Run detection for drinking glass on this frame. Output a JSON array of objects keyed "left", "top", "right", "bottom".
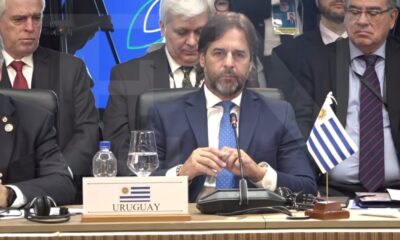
[{"left": 127, "top": 130, "right": 159, "bottom": 177}]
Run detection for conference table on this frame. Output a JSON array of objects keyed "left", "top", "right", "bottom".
[{"left": 1, "top": 204, "right": 400, "bottom": 240}]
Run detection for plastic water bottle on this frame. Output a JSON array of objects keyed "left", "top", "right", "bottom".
[{"left": 92, "top": 141, "right": 117, "bottom": 177}]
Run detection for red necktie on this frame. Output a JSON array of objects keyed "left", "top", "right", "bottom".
[{"left": 10, "top": 61, "right": 28, "bottom": 89}]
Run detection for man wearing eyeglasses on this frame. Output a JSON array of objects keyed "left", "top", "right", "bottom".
[{"left": 298, "top": 0, "right": 400, "bottom": 197}]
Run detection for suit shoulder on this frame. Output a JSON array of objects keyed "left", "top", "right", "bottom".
[
  {"left": 112, "top": 48, "right": 165, "bottom": 72},
  {"left": 37, "top": 47, "right": 85, "bottom": 65},
  {"left": 273, "top": 29, "right": 322, "bottom": 56},
  {"left": 6, "top": 97, "right": 53, "bottom": 129}
]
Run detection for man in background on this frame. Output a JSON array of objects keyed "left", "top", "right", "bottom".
[
  {"left": 104, "top": 0, "right": 211, "bottom": 175},
  {"left": 267, "top": 0, "right": 347, "bottom": 137},
  {"left": 299, "top": 0, "right": 400, "bottom": 196},
  {"left": 0, "top": 0, "right": 99, "bottom": 203}
]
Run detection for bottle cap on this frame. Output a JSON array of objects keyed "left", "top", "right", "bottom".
[{"left": 99, "top": 141, "right": 111, "bottom": 150}]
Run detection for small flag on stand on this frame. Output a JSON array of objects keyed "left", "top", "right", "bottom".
[{"left": 307, "top": 92, "right": 358, "bottom": 174}]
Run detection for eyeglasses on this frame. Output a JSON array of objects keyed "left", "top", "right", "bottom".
[
  {"left": 346, "top": 7, "right": 393, "bottom": 20},
  {"left": 214, "top": 0, "right": 230, "bottom": 12}
]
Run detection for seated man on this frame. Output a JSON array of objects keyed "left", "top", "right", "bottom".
[
  {"left": 104, "top": 0, "right": 210, "bottom": 173},
  {"left": 297, "top": 0, "right": 400, "bottom": 196},
  {"left": 148, "top": 13, "right": 317, "bottom": 202},
  {"left": 0, "top": 93, "right": 76, "bottom": 208},
  {"left": 0, "top": 0, "right": 99, "bottom": 203}
]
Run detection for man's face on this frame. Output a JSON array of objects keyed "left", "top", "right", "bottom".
[
  {"left": 0, "top": 0, "right": 43, "bottom": 59},
  {"left": 345, "top": 0, "right": 398, "bottom": 54},
  {"left": 316, "top": 0, "right": 345, "bottom": 23},
  {"left": 200, "top": 28, "right": 252, "bottom": 100},
  {"left": 160, "top": 11, "right": 208, "bottom": 66}
]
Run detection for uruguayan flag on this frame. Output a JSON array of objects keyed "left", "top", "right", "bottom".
[{"left": 307, "top": 92, "right": 358, "bottom": 174}]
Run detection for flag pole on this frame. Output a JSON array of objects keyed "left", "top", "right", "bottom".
[{"left": 326, "top": 173, "right": 329, "bottom": 202}]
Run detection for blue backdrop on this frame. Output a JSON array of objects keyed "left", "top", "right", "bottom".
[{"left": 75, "top": 0, "right": 162, "bottom": 108}]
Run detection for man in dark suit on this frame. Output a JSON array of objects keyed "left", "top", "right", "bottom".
[
  {"left": 103, "top": 0, "right": 210, "bottom": 174},
  {"left": 0, "top": 93, "right": 76, "bottom": 208},
  {"left": 0, "top": 0, "right": 99, "bottom": 202},
  {"left": 298, "top": 0, "right": 400, "bottom": 196},
  {"left": 267, "top": 0, "right": 347, "bottom": 131},
  {"left": 149, "top": 13, "right": 316, "bottom": 202}
]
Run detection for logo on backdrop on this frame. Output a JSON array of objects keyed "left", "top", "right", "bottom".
[{"left": 127, "top": 0, "right": 163, "bottom": 50}]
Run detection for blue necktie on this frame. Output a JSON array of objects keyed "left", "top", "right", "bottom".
[
  {"left": 216, "top": 101, "right": 237, "bottom": 189},
  {"left": 359, "top": 55, "right": 384, "bottom": 192}
]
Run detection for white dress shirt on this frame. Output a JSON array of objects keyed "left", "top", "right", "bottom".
[
  {"left": 165, "top": 48, "right": 197, "bottom": 88},
  {"left": 319, "top": 22, "right": 348, "bottom": 45},
  {"left": 2, "top": 50, "right": 34, "bottom": 89}
]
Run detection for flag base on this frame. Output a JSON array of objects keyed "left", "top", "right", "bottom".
[{"left": 305, "top": 201, "right": 349, "bottom": 220}]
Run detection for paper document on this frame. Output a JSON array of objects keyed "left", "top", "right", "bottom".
[
  {"left": 0, "top": 209, "right": 24, "bottom": 220},
  {"left": 387, "top": 189, "right": 400, "bottom": 201}
]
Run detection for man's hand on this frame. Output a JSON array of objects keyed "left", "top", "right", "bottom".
[
  {"left": 0, "top": 184, "right": 9, "bottom": 208},
  {"left": 0, "top": 173, "right": 7, "bottom": 208},
  {"left": 179, "top": 147, "right": 226, "bottom": 180},
  {"left": 220, "top": 147, "right": 267, "bottom": 182}
]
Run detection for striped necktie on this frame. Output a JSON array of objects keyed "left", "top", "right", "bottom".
[{"left": 359, "top": 54, "right": 384, "bottom": 192}]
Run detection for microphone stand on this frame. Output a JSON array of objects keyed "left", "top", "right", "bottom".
[
  {"left": 92, "top": 0, "right": 120, "bottom": 64},
  {"left": 196, "top": 114, "right": 287, "bottom": 215},
  {"left": 230, "top": 113, "right": 248, "bottom": 206},
  {"left": 43, "top": 0, "right": 120, "bottom": 64}
]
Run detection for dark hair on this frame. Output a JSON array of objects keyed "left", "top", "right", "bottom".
[{"left": 198, "top": 12, "right": 259, "bottom": 64}]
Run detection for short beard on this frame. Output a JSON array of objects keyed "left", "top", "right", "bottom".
[
  {"left": 212, "top": 78, "right": 242, "bottom": 98},
  {"left": 206, "top": 69, "right": 245, "bottom": 98},
  {"left": 318, "top": 2, "right": 345, "bottom": 24}
]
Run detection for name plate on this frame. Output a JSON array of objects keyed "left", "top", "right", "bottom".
[{"left": 82, "top": 176, "right": 189, "bottom": 221}]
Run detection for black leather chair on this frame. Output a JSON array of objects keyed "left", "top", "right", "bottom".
[
  {"left": 0, "top": 88, "right": 59, "bottom": 139},
  {"left": 135, "top": 88, "right": 283, "bottom": 130}
]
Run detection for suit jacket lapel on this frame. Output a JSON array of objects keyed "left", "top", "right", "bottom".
[
  {"left": 238, "top": 89, "right": 260, "bottom": 152},
  {"left": 306, "top": 28, "right": 324, "bottom": 47},
  {"left": 334, "top": 38, "right": 350, "bottom": 127},
  {"left": 184, "top": 89, "right": 208, "bottom": 147},
  {"left": 0, "top": 62, "right": 12, "bottom": 88},
  {"left": 149, "top": 47, "right": 170, "bottom": 89},
  {"left": 385, "top": 37, "right": 400, "bottom": 152},
  {"left": 32, "top": 47, "right": 54, "bottom": 89},
  {"left": 0, "top": 95, "right": 16, "bottom": 178}
]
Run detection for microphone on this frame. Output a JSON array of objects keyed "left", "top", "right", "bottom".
[
  {"left": 196, "top": 113, "right": 287, "bottom": 215},
  {"left": 230, "top": 113, "right": 248, "bottom": 206}
]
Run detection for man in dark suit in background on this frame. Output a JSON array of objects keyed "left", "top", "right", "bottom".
[
  {"left": 0, "top": 93, "right": 76, "bottom": 208},
  {"left": 0, "top": 0, "right": 99, "bottom": 202},
  {"left": 268, "top": 0, "right": 347, "bottom": 133},
  {"left": 103, "top": 0, "right": 210, "bottom": 174},
  {"left": 272, "top": 0, "right": 347, "bottom": 81},
  {"left": 149, "top": 13, "right": 316, "bottom": 202},
  {"left": 298, "top": 0, "right": 400, "bottom": 196}
]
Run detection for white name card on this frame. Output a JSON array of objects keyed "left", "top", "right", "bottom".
[{"left": 82, "top": 176, "right": 188, "bottom": 216}]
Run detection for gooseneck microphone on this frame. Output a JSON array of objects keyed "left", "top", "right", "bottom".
[
  {"left": 196, "top": 114, "right": 287, "bottom": 215},
  {"left": 230, "top": 113, "right": 248, "bottom": 206}
]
